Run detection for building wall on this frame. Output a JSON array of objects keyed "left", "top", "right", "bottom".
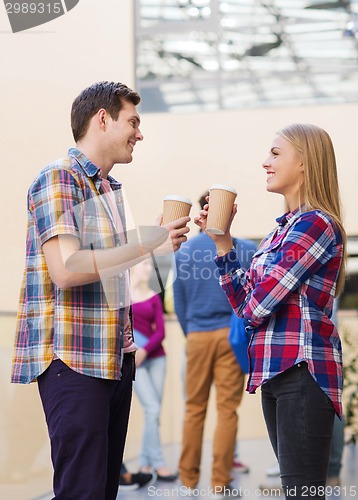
[
  {"left": 1, "top": 1, "right": 358, "bottom": 494},
  {"left": 0, "top": 0, "right": 136, "bottom": 312},
  {"left": 1, "top": 1, "right": 357, "bottom": 312}
]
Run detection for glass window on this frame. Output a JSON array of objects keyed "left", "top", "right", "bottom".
[{"left": 135, "top": 0, "right": 358, "bottom": 113}]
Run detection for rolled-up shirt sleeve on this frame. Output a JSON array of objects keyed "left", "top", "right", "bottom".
[{"left": 29, "top": 167, "right": 83, "bottom": 246}]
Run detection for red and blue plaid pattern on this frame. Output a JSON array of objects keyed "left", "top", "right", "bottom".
[
  {"left": 216, "top": 209, "right": 344, "bottom": 416},
  {"left": 12, "top": 148, "right": 130, "bottom": 384}
]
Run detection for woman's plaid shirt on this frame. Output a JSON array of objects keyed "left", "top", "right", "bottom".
[
  {"left": 12, "top": 148, "right": 130, "bottom": 384},
  {"left": 216, "top": 209, "right": 344, "bottom": 416}
]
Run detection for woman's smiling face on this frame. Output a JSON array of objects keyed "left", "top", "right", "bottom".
[{"left": 262, "top": 134, "right": 304, "bottom": 209}]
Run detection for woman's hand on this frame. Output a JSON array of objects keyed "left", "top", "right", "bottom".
[
  {"left": 193, "top": 201, "right": 209, "bottom": 233},
  {"left": 135, "top": 348, "right": 148, "bottom": 367},
  {"left": 194, "top": 197, "right": 237, "bottom": 256}
]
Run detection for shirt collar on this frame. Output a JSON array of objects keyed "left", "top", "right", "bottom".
[
  {"left": 68, "top": 148, "right": 121, "bottom": 188},
  {"left": 276, "top": 206, "right": 302, "bottom": 226}
]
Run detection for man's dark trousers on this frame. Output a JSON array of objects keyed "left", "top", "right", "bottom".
[{"left": 38, "top": 354, "right": 134, "bottom": 500}]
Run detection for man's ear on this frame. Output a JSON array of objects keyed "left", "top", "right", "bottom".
[{"left": 97, "top": 108, "right": 107, "bottom": 130}]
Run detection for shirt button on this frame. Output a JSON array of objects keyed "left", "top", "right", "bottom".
[
  {"left": 119, "top": 302, "right": 124, "bottom": 307},
  {"left": 119, "top": 273, "right": 123, "bottom": 278},
  {"left": 297, "top": 363, "right": 301, "bottom": 368}
]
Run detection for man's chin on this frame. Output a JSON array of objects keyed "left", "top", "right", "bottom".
[{"left": 114, "top": 155, "right": 133, "bottom": 165}]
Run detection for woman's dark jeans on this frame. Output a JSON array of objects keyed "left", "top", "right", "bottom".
[{"left": 261, "top": 362, "right": 335, "bottom": 500}]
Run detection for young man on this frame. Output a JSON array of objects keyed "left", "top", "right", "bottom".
[{"left": 11, "top": 81, "right": 190, "bottom": 500}]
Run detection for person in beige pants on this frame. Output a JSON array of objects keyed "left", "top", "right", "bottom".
[
  {"left": 173, "top": 192, "right": 256, "bottom": 495},
  {"left": 180, "top": 328, "right": 245, "bottom": 489}
]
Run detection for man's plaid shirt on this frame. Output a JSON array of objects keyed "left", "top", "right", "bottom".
[{"left": 12, "top": 148, "right": 130, "bottom": 384}]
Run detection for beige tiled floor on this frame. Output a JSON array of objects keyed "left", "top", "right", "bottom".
[
  {"left": 28, "top": 438, "right": 358, "bottom": 499},
  {"left": 120, "top": 440, "right": 358, "bottom": 499}
]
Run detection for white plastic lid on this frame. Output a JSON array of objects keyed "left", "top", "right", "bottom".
[
  {"left": 209, "top": 184, "right": 237, "bottom": 195},
  {"left": 164, "top": 195, "right": 193, "bottom": 205}
]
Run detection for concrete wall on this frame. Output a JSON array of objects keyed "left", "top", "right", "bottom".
[
  {"left": 1, "top": 1, "right": 358, "bottom": 496},
  {"left": 1, "top": 1, "right": 358, "bottom": 312},
  {"left": 0, "top": 0, "right": 136, "bottom": 312}
]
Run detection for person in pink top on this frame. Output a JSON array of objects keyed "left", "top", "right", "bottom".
[{"left": 131, "top": 259, "right": 178, "bottom": 482}]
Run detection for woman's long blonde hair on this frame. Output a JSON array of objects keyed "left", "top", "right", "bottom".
[{"left": 278, "top": 123, "right": 346, "bottom": 296}]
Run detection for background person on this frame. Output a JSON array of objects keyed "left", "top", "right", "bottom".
[
  {"left": 196, "top": 123, "right": 346, "bottom": 499},
  {"left": 119, "top": 463, "right": 157, "bottom": 491},
  {"left": 131, "top": 258, "right": 177, "bottom": 481},
  {"left": 326, "top": 299, "right": 345, "bottom": 487},
  {"left": 174, "top": 191, "right": 256, "bottom": 496}
]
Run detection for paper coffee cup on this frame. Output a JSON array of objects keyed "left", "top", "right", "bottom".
[
  {"left": 162, "top": 195, "right": 192, "bottom": 225},
  {"left": 206, "top": 184, "right": 237, "bottom": 235}
]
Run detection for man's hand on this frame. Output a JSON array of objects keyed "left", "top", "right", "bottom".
[
  {"left": 155, "top": 215, "right": 191, "bottom": 254},
  {"left": 165, "top": 216, "right": 191, "bottom": 251}
]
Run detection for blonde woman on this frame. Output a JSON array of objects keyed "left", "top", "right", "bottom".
[{"left": 196, "top": 124, "right": 346, "bottom": 499}]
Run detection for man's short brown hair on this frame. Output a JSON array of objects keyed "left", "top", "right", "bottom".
[{"left": 71, "top": 81, "right": 141, "bottom": 142}]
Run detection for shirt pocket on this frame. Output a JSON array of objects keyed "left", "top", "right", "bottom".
[
  {"left": 81, "top": 213, "right": 118, "bottom": 250},
  {"left": 252, "top": 238, "right": 283, "bottom": 282},
  {"left": 254, "top": 234, "right": 283, "bottom": 259}
]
